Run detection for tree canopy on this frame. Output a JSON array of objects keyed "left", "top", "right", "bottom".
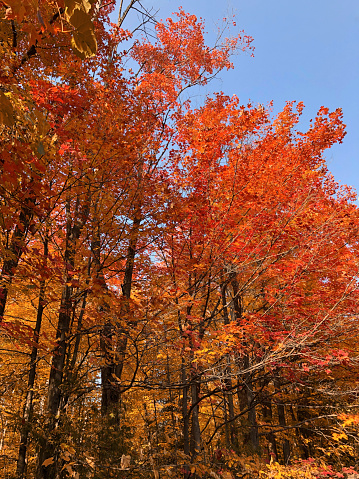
[{"left": 0, "top": 2, "right": 359, "bottom": 478}]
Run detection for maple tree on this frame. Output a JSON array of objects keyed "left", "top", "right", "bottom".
[{"left": 0, "top": 1, "right": 359, "bottom": 479}]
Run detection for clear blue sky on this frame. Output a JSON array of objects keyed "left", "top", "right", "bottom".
[{"left": 121, "top": 0, "right": 359, "bottom": 193}]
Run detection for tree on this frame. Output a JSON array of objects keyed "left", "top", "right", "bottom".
[{"left": 0, "top": 2, "right": 359, "bottom": 479}]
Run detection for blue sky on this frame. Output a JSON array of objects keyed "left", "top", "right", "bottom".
[{"left": 121, "top": 0, "right": 359, "bottom": 193}]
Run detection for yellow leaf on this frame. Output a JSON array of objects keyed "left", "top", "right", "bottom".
[
  {"left": 42, "top": 457, "right": 54, "bottom": 467},
  {"left": 68, "top": 7, "right": 92, "bottom": 31},
  {"left": 69, "top": 7, "right": 97, "bottom": 58},
  {"left": 0, "top": 91, "right": 15, "bottom": 127},
  {"left": 332, "top": 432, "right": 348, "bottom": 441},
  {"left": 64, "top": 0, "right": 93, "bottom": 19},
  {"left": 65, "top": 6, "right": 97, "bottom": 58},
  {"left": 62, "top": 450, "right": 71, "bottom": 462}
]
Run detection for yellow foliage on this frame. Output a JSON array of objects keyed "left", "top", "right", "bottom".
[
  {"left": 332, "top": 432, "right": 348, "bottom": 441},
  {"left": 260, "top": 462, "right": 317, "bottom": 479}
]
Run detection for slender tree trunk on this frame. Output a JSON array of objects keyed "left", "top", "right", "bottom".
[
  {"left": 100, "top": 214, "right": 141, "bottom": 416},
  {"left": 0, "top": 194, "right": 34, "bottom": 321},
  {"left": 166, "top": 352, "right": 176, "bottom": 433},
  {"left": 91, "top": 220, "right": 116, "bottom": 418},
  {"left": 181, "top": 359, "right": 190, "bottom": 457},
  {"left": 190, "top": 378, "right": 201, "bottom": 457},
  {"left": 92, "top": 218, "right": 122, "bottom": 471},
  {"left": 36, "top": 290, "right": 73, "bottom": 478},
  {"left": 230, "top": 273, "right": 259, "bottom": 452},
  {"left": 245, "top": 372, "right": 259, "bottom": 452},
  {"left": 262, "top": 392, "right": 278, "bottom": 463},
  {"left": 61, "top": 285, "right": 89, "bottom": 411},
  {"left": 225, "top": 367, "right": 238, "bottom": 448},
  {"left": 98, "top": 210, "right": 141, "bottom": 473},
  {"left": 181, "top": 359, "right": 191, "bottom": 479},
  {"left": 37, "top": 196, "right": 89, "bottom": 479},
  {"left": 237, "top": 372, "right": 259, "bottom": 452},
  {"left": 274, "top": 380, "right": 290, "bottom": 464},
  {"left": 224, "top": 393, "right": 230, "bottom": 448},
  {"left": 296, "top": 402, "right": 313, "bottom": 459},
  {"left": 0, "top": 420, "right": 7, "bottom": 452},
  {"left": 221, "top": 282, "right": 238, "bottom": 450},
  {"left": 188, "top": 286, "right": 202, "bottom": 461},
  {"left": 16, "top": 237, "right": 48, "bottom": 479}
]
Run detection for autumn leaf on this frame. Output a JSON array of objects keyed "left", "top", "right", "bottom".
[
  {"left": 66, "top": 3, "right": 97, "bottom": 58},
  {"left": 42, "top": 457, "right": 54, "bottom": 467},
  {"left": 0, "top": 91, "right": 15, "bottom": 126}
]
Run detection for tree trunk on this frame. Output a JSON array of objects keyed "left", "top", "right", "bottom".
[
  {"left": 16, "top": 237, "right": 48, "bottom": 479},
  {"left": 296, "top": 402, "right": 313, "bottom": 459},
  {"left": 181, "top": 359, "right": 190, "bottom": 479},
  {"left": 262, "top": 393, "right": 278, "bottom": 464},
  {"left": 0, "top": 194, "right": 34, "bottom": 321},
  {"left": 275, "top": 380, "right": 290, "bottom": 464},
  {"left": 245, "top": 371, "right": 259, "bottom": 452},
  {"left": 36, "top": 196, "right": 89, "bottom": 479},
  {"left": 100, "top": 214, "right": 141, "bottom": 416},
  {"left": 190, "top": 379, "right": 201, "bottom": 457},
  {"left": 229, "top": 272, "right": 259, "bottom": 453},
  {"left": 221, "top": 282, "right": 238, "bottom": 450},
  {"left": 98, "top": 211, "right": 141, "bottom": 473},
  {"left": 181, "top": 360, "right": 190, "bottom": 456}
]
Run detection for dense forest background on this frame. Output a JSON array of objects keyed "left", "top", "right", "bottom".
[{"left": 0, "top": 1, "right": 359, "bottom": 478}]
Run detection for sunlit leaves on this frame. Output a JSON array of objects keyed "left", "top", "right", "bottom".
[
  {"left": 0, "top": 90, "right": 15, "bottom": 126},
  {"left": 64, "top": 0, "right": 97, "bottom": 58},
  {"left": 0, "top": 4, "right": 358, "bottom": 479}
]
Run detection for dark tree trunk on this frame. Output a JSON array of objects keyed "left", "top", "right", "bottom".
[
  {"left": 221, "top": 282, "right": 238, "bottom": 450},
  {"left": 98, "top": 212, "right": 141, "bottom": 473},
  {"left": 229, "top": 272, "right": 259, "bottom": 452},
  {"left": 296, "top": 402, "right": 313, "bottom": 459},
  {"left": 100, "top": 214, "right": 141, "bottom": 416},
  {"left": 275, "top": 380, "right": 290, "bottom": 464},
  {"left": 245, "top": 371, "right": 259, "bottom": 452},
  {"left": 181, "top": 360, "right": 190, "bottom": 457},
  {"left": 36, "top": 197, "right": 89, "bottom": 479},
  {"left": 16, "top": 237, "right": 48, "bottom": 478},
  {"left": 181, "top": 359, "right": 191, "bottom": 479},
  {"left": 0, "top": 194, "right": 35, "bottom": 321},
  {"left": 262, "top": 393, "right": 278, "bottom": 463},
  {"left": 190, "top": 378, "right": 201, "bottom": 457}
]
